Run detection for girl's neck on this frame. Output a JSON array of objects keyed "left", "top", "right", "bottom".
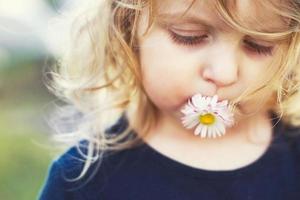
[
  {"left": 139, "top": 110, "right": 274, "bottom": 171},
  {"left": 142, "top": 109, "right": 273, "bottom": 150}
]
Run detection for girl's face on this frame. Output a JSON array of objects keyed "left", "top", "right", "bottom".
[{"left": 137, "top": 0, "right": 286, "bottom": 120}]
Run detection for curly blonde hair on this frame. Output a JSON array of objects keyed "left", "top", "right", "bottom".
[{"left": 44, "top": 0, "right": 300, "bottom": 180}]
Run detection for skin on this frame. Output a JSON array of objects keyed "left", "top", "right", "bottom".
[{"left": 135, "top": 0, "right": 287, "bottom": 170}]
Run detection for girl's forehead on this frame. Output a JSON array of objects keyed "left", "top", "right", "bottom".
[{"left": 155, "top": 0, "right": 288, "bottom": 33}]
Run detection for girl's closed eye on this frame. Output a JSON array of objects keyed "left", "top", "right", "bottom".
[
  {"left": 167, "top": 29, "right": 274, "bottom": 56},
  {"left": 167, "top": 28, "right": 209, "bottom": 46},
  {"left": 243, "top": 39, "right": 274, "bottom": 56}
]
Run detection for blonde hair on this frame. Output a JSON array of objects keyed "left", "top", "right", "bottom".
[{"left": 44, "top": 0, "right": 300, "bottom": 180}]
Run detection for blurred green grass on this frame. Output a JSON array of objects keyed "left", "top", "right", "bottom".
[
  {"left": 0, "top": 121, "right": 51, "bottom": 199},
  {"left": 0, "top": 56, "right": 62, "bottom": 200},
  {"left": 0, "top": 1, "right": 71, "bottom": 199}
]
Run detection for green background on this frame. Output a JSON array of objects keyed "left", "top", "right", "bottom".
[
  {"left": 0, "top": 1, "right": 67, "bottom": 199},
  {"left": 0, "top": 55, "right": 63, "bottom": 200}
]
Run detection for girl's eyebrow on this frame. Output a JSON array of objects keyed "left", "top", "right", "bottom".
[
  {"left": 157, "top": 12, "right": 290, "bottom": 42},
  {"left": 157, "top": 12, "right": 230, "bottom": 32}
]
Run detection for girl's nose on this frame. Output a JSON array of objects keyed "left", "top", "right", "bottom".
[{"left": 201, "top": 42, "right": 239, "bottom": 87}]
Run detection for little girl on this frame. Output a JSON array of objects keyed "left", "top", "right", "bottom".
[{"left": 39, "top": 0, "right": 300, "bottom": 199}]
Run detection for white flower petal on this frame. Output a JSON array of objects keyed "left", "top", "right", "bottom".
[
  {"left": 214, "top": 121, "right": 223, "bottom": 137},
  {"left": 218, "top": 100, "right": 228, "bottom": 106},
  {"left": 191, "top": 94, "right": 204, "bottom": 107},
  {"left": 200, "top": 126, "right": 208, "bottom": 138},
  {"left": 181, "top": 104, "right": 197, "bottom": 115},
  {"left": 185, "top": 118, "right": 199, "bottom": 129},
  {"left": 182, "top": 112, "right": 199, "bottom": 123},
  {"left": 216, "top": 124, "right": 223, "bottom": 137},
  {"left": 194, "top": 124, "right": 203, "bottom": 135},
  {"left": 211, "top": 95, "right": 218, "bottom": 106},
  {"left": 218, "top": 122, "right": 226, "bottom": 135},
  {"left": 207, "top": 127, "right": 213, "bottom": 138}
]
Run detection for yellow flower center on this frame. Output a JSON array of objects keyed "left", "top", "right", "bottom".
[{"left": 199, "top": 113, "right": 215, "bottom": 125}]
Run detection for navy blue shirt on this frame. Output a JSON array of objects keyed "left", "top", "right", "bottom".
[{"left": 39, "top": 113, "right": 300, "bottom": 199}]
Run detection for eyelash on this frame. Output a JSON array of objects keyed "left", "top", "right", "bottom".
[
  {"left": 169, "top": 31, "right": 208, "bottom": 46},
  {"left": 243, "top": 40, "right": 273, "bottom": 56},
  {"left": 168, "top": 31, "right": 274, "bottom": 56}
]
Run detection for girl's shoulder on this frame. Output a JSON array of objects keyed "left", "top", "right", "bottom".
[
  {"left": 280, "top": 123, "right": 300, "bottom": 153},
  {"left": 38, "top": 139, "right": 144, "bottom": 200},
  {"left": 38, "top": 115, "right": 141, "bottom": 200},
  {"left": 38, "top": 141, "right": 101, "bottom": 200}
]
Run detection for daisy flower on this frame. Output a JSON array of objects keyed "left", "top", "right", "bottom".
[{"left": 180, "top": 94, "right": 235, "bottom": 138}]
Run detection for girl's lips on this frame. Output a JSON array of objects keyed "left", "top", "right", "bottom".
[{"left": 187, "top": 94, "right": 229, "bottom": 102}]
